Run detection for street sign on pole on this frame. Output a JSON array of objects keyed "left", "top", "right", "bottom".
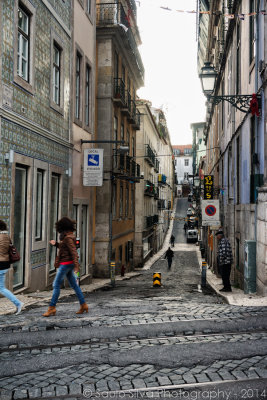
[
  {"left": 83, "top": 149, "right": 104, "bottom": 186},
  {"left": 201, "top": 199, "right": 220, "bottom": 226}
]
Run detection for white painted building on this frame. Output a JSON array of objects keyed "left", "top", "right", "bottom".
[{"left": 173, "top": 145, "right": 193, "bottom": 196}]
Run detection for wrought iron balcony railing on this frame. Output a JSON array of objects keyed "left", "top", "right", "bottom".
[
  {"left": 114, "top": 78, "right": 126, "bottom": 106},
  {"left": 145, "top": 144, "right": 156, "bottom": 166},
  {"left": 96, "top": 2, "right": 144, "bottom": 80},
  {"left": 146, "top": 214, "right": 158, "bottom": 228}
]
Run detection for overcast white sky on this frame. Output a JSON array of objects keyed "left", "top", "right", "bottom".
[{"left": 136, "top": 0, "right": 206, "bottom": 145}]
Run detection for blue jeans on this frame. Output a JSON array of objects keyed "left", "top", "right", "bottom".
[
  {"left": 50, "top": 264, "right": 85, "bottom": 307},
  {"left": 0, "top": 269, "right": 21, "bottom": 307}
]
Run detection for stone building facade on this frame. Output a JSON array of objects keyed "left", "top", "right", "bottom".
[
  {"left": 94, "top": 0, "right": 144, "bottom": 276},
  {"left": 134, "top": 100, "right": 174, "bottom": 267},
  {"left": 0, "top": 0, "right": 72, "bottom": 292},
  {"left": 71, "top": 0, "right": 96, "bottom": 284},
  {"left": 173, "top": 145, "right": 193, "bottom": 197},
  {"left": 197, "top": 0, "right": 266, "bottom": 294}
]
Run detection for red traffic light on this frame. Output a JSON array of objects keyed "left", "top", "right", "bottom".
[{"left": 76, "top": 238, "right": 80, "bottom": 249}]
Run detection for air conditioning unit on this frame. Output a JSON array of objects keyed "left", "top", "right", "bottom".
[{"left": 244, "top": 240, "right": 256, "bottom": 294}]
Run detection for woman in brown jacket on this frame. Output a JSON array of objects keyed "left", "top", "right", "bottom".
[
  {"left": 0, "top": 220, "right": 24, "bottom": 314},
  {"left": 43, "top": 217, "right": 88, "bottom": 317}
]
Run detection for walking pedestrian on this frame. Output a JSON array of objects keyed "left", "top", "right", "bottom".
[
  {"left": 0, "top": 220, "right": 24, "bottom": 314},
  {"left": 216, "top": 229, "right": 233, "bottom": 292},
  {"left": 164, "top": 247, "right": 174, "bottom": 270},
  {"left": 170, "top": 234, "right": 175, "bottom": 247},
  {"left": 43, "top": 217, "right": 88, "bottom": 317},
  {"left": 184, "top": 222, "right": 187, "bottom": 233}
]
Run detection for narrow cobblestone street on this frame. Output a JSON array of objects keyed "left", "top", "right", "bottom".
[{"left": 0, "top": 200, "right": 267, "bottom": 400}]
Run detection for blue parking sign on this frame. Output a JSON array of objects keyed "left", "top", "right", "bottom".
[{"left": 88, "top": 154, "right": 99, "bottom": 166}]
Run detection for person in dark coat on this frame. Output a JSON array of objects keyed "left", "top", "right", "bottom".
[
  {"left": 164, "top": 247, "right": 174, "bottom": 270},
  {"left": 170, "top": 234, "right": 175, "bottom": 247},
  {"left": 216, "top": 229, "right": 233, "bottom": 292}
]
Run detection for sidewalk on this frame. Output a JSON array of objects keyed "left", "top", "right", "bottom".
[
  {"left": 1, "top": 201, "right": 266, "bottom": 315},
  {"left": 195, "top": 244, "right": 267, "bottom": 307}
]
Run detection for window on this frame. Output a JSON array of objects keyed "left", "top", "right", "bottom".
[
  {"left": 85, "top": 64, "right": 91, "bottom": 126},
  {"left": 75, "top": 52, "right": 82, "bottom": 119},
  {"left": 80, "top": 205, "right": 88, "bottom": 276},
  {"left": 119, "top": 184, "right": 123, "bottom": 217},
  {"left": 53, "top": 43, "right": 61, "bottom": 105},
  {"left": 114, "top": 51, "right": 119, "bottom": 79},
  {"left": 184, "top": 159, "right": 189, "bottom": 166},
  {"left": 114, "top": 117, "right": 118, "bottom": 168},
  {"left": 35, "top": 169, "right": 44, "bottom": 241},
  {"left": 125, "top": 184, "right": 129, "bottom": 217},
  {"left": 131, "top": 186, "right": 134, "bottom": 216},
  {"left": 86, "top": 0, "right": 91, "bottom": 14},
  {"left": 184, "top": 148, "right": 191, "bottom": 155},
  {"left": 112, "top": 182, "right": 116, "bottom": 218},
  {"left": 14, "top": 165, "right": 28, "bottom": 288},
  {"left": 237, "top": 137, "right": 240, "bottom": 204},
  {"left": 17, "top": 6, "right": 29, "bottom": 81},
  {"left": 121, "top": 122, "right": 124, "bottom": 142},
  {"left": 236, "top": 22, "right": 241, "bottom": 93},
  {"left": 49, "top": 174, "right": 60, "bottom": 272},
  {"left": 184, "top": 172, "right": 188, "bottom": 180},
  {"left": 119, "top": 245, "right": 123, "bottom": 263},
  {"left": 249, "top": 0, "right": 256, "bottom": 64}
]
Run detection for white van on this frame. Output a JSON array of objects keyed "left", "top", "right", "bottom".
[{"left": 186, "top": 229, "right": 198, "bottom": 243}]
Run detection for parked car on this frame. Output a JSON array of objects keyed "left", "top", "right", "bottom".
[
  {"left": 186, "top": 208, "right": 194, "bottom": 217},
  {"left": 186, "top": 229, "right": 198, "bottom": 243}
]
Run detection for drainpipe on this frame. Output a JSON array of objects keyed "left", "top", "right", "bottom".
[{"left": 254, "top": 0, "right": 260, "bottom": 243}]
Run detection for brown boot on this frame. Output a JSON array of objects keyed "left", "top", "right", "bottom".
[
  {"left": 43, "top": 306, "right": 56, "bottom": 317},
  {"left": 76, "top": 303, "right": 88, "bottom": 314}
]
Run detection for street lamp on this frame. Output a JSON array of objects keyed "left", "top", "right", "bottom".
[{"left": 199, "top": 62, "right": 261, "bottom": 113}]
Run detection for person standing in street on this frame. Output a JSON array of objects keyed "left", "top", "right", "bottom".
[
  {"left": 170, "top": 234, "right": 175, "bottom": 247},
  {"left": 216, "top": 229, "right": 233, "bottom": 292},
  {"left": 164, "top": 247, "right": 174, "bottom": 270},
  {"left": 0, "top": 220, "right": 24, "bottom": 315},
  {"left": 43, "top": 217, "right": 88, "bottom": 317}
]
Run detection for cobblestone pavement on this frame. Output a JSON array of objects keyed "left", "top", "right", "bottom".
[{"left": 0, "top": 201, "right": 267, "bottom": 399}]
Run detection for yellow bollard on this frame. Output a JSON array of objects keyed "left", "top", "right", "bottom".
[{"left": 153, "top": 272, "right": 161, "bottom": 287}]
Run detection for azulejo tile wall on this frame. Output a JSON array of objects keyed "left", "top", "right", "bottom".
[
  {"left": 2, "top": 0, "right": 71, "bottom": 137},
  {"left": 0, "top": 0, "right": 72, "bottom": 228}
]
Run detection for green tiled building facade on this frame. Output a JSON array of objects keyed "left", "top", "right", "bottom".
[{"left": 0, "top": 0, "right": 72, "bottom": 291}]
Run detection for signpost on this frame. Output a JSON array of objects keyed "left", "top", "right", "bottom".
[
  {"left": 83, "top": 149, "right": 104, "bottom": 186},
  {"left": 201, "top": 199, "right": 220, "bottom": 226}
]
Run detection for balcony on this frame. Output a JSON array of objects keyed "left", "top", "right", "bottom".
[
  {"left": 146, "top": 214, "right": 159, "bottom": 228},
  {"left": 96, "top": 2, "right": 144, "bottom": 82},
  {"left": 113, "top": 78, "right": 126, "bottom": 107},
  {"left": 154, "top": 186, "right": 159, "bottom": 199},
  {"left": 121, "top": 90, "right": 132, "bottom": 118},
  {"left": 113, "top": 154, "right": 141, "bottom": 182},
  {"left": 158, "top": 199, "right": 166, "bottom": 210},
  {"left": 158, "top": 174, "right": 167, "bottom": 185},
  {"left": 145, "top": 144, "right": 156, "bottom": 166},
  {"left": 145, "top": 180, "right": 155, "bottom": 197},
  {"left": 131, "top": 159, "right": 141, "bottom": 180}
]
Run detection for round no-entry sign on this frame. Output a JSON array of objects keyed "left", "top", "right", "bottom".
[{"left": 205, "top": 205, "right": 216, "bottom": 216}]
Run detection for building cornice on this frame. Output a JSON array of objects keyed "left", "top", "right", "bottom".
[
  {"left": 0, "top": 107, "right": 72, "bottom": 149},
  {"left": 41, "top": 0, "right": 71, "bottom": 38}
]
